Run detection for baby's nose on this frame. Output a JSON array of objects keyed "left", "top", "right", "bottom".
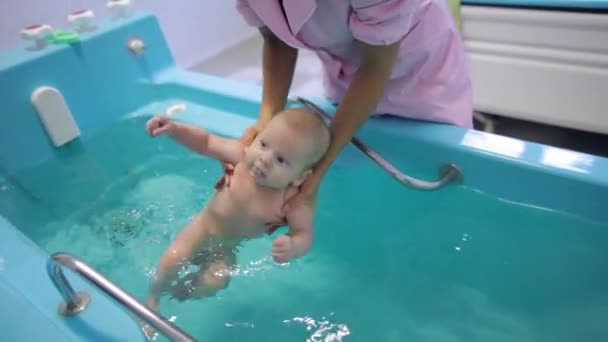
[{"left": 260, "top": 152, "right": 273, "bottom": 165}]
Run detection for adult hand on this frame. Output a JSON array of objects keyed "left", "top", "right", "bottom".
[
  {"left": 282, "top": 169, "right": 323, "bottom": 214},
  {"left": 239, "top": 124, "right": 261, "bottom": 147},
  {"left": 218, "top": 124, "right": 262, "bottom": 189}
]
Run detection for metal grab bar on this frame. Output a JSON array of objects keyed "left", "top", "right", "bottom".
[
  {"left": 46, "top": 252, "right": 196, "bottom": 342},
  {"left": 294, "top": 97, "right": 462, "bottom": 190}
]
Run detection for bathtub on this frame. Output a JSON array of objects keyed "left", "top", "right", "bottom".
[{"left": 1, "top": 11, "right": 607, "bottom": 342}]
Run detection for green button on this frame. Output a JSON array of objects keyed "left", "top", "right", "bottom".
[{"left": 46, "top": 30, "right": 80, "bottom": 44}]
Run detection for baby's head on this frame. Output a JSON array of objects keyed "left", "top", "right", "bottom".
[{"left": 243, "top": 107, "right": 330, "bottom": 189}]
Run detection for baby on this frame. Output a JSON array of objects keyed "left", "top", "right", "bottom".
[{"left": 143, "top": 107, "right": 330, "bottom": 311}]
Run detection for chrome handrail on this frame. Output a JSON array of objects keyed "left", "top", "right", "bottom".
[
  {"left": 294, "top": 97, "right": 462, "bottom": 190},
  {"left": 46, "top": 252, "right": 196, "bottom": 342}
]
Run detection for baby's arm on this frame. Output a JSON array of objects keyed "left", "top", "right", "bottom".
[
  {"left": 146, "top": 115, "right": 243, "bottom": 164},
  {"left": 271, "top": 204, "right": 314, "bottom": 263}
]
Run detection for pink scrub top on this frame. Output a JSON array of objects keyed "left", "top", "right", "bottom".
[{"left": 236, "top": 0, "right": 473, "bottom": 128}]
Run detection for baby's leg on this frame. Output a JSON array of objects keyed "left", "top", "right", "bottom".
[
  {"left": 146, "top": 211, "right": 209, "bottom": 310},
  {"left": 169, "top": 249, "right": 235, "bottom": 301}
]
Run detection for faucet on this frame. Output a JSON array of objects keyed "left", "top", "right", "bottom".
[
  {"left": 68, "top": 10, "right": 96, "bottom": 33},
  {"left": 20, "top": 24, "right": 53, "bottom": 50},
  {"left": 107, "top": 0, "right": 132, "bottom": 19}
]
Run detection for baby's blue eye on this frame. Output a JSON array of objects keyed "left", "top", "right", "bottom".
[
  {"left": 277, "top": 156, "right": 285, "bottom": 164},
  {"left": 260, "top": 140, "right": 267, "bottom": 148}
]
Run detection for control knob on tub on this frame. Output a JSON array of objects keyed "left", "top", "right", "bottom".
[{"left": 20, "top": 24, "right": 53, "bottom": 50}]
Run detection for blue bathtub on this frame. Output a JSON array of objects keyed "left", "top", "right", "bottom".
[{"left": 1, "top": 12, "right": 607, "bottom": 342}]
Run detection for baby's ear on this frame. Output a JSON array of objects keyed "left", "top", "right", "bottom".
[{"left": 291, "top": 169, "right": 312, "bottom": 187}]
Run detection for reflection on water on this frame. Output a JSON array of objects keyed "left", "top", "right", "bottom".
[
  {"left": 284, "top": 314, "right": 351, "bottom": 342},
  {"left": 225, "top": 321, "right": 255, "bottom": 328},
  {"left": 230, "top": 256, "right": 279, "bottom": 277}
]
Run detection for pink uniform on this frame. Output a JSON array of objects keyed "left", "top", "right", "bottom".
[{"left": 236, "top": 0, "right": 473, "bottom": 128}]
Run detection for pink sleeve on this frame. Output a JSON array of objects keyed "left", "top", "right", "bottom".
[
  {"left": 235, "top": 0, "right": 265, "bottom": 27},
  {"left": 349, "top": 0, "right": 417, "bottom": 45}
]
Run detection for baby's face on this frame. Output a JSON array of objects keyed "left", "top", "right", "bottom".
[{"left": 243, "top": 118, "right": 316, "bottom": 189}]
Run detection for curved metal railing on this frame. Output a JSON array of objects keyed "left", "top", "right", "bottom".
[
  {"left": 294, "top": 97, "right": 462, "bottom": 190},
  {"left": 46, "top": 252, "right": 196, "bottom": 342}
]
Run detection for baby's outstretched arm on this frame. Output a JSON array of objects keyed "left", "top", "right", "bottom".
[
  {"left": 271, "top": 204, "right": 314, "bottom": 264},
  {"left": 146, "top": 115, "right": 243, "bottom": 164}
]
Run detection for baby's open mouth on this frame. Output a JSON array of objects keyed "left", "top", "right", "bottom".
[{"left": 249, "top": 165, "right": 266, "bottom": 179}]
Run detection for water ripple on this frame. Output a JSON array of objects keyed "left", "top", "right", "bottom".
[{"left": 284, "top": 314, "right": 351, "bottom": 341}]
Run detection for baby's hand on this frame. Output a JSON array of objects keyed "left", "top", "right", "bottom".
[
  {"left": 146, "top": 115, "right": 174, "bottom": 137},
  {"left": 271, "top": 235, "right": 294, "bottom": 264}
]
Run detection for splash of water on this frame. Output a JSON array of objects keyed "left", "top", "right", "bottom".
[{"left": 284, "top": 314, "right": 351, "bottom": 342}]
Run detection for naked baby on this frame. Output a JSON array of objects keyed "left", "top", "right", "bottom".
[{"left": 143, "top": 107, "right": 330, "bottom": 311}]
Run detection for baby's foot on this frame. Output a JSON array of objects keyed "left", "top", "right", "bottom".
[
  {"left": 141, "top": 323, "right": 158, "bottom": 341},
  {"left": 145, "top": 296, "right": 158, "bottom": 311},
  {"left": 168, "top": 273, "right": 197, "bottom": 301},
  {"left": 168, "top": 282, "right": 195, "bottom": 302},
  {"left": 141, "top": 297, "right": 159, "bottom": 340}
]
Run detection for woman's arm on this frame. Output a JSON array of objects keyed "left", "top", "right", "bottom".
[
  {"left": 245, "top": 28, "right": 299, "bottom": 140},
  {"left": 317, "top": 40, "right": 400, "bottom": 175},
  {"left": 283, "top": 40, "right": 401, "bottom": 211}
]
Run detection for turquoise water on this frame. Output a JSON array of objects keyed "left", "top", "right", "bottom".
[{"left": 1, "top": 118, "right": 608, "bottom": 341}]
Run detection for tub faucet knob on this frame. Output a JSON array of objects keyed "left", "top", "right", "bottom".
[
  {"left": 107, "top": 0, "right": 131, "bottom": 19},
  {"left": 127, "top": 37, "right": 145, "bottom": 56},
  {"left": 20, "top": 24, "right": 53, "bottom": 50},
  {"left": 68, "top": 10, "right": 96, "bottom": 33}
]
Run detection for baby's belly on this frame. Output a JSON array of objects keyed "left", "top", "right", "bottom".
[
  {"left": 220, "top": 216, "right": 267, "bottom": 237},
  {"left": 205, "top": 196, "right": 275, "bottom": 239}
]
